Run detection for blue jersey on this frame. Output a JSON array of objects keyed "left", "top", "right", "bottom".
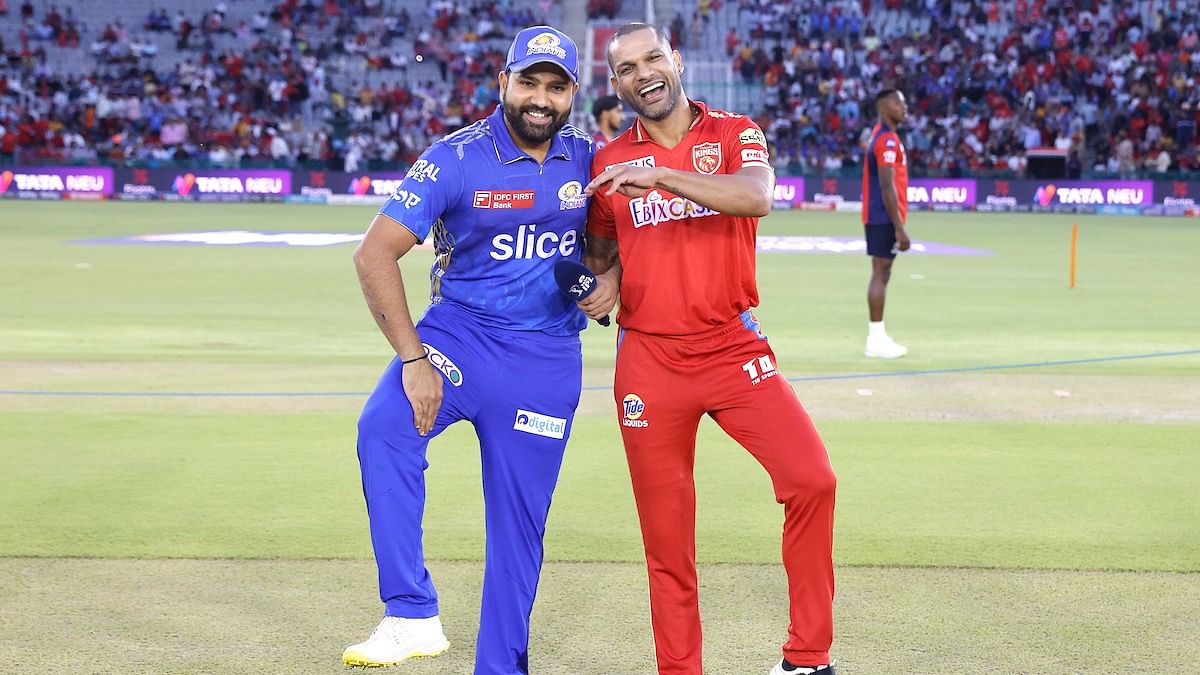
[{"left": 378, "top": 106, "right": 594, "bottom": 336}]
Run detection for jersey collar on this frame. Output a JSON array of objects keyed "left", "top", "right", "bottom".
[
  {"left": 629, "top": 98, "right": 707, "bottom": 143},
  {"left": 486, "top": 105, "right": 572, "bottom": 165}
]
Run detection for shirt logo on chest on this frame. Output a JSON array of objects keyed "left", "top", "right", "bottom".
[
  {"left": 691, "top": 142, "right": 722, "bottom": 174},
  {"left": 628, "top": 189, "right": 719, "bottom": 228},
  {"left": 604, "top": 155, "right": 656, "bottom": 171},
  {"left": 558, "top": 181, "right": 587, "bottom": 210},
  {"left": 473, "top": 190, "right": 535, "bottom": 209}
]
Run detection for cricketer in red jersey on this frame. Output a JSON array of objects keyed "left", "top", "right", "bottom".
[
  {"left": 860, "top": 89, "right": 911, "bottom": 359},
  {"left": 578, "top": 23, "right": 837, "bottom": 675}
]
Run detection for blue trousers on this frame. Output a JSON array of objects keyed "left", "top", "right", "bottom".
[{"left": 356, "top": 304, "right": 582, "bottom": 674}]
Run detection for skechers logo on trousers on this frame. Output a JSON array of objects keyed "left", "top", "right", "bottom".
[
  {"left": 423, "top": 343, "right": 463, "bottom": 386},
  {"left": 513, "top": 409, "right": 567, "bottom": 439}
]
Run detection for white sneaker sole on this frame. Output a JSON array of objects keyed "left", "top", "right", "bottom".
[
  {"left": 864, "top": 348, "right": 907, "bottom": 359},
  {"left": 342, "top": 640, "right": 450, "bottom": 667}
]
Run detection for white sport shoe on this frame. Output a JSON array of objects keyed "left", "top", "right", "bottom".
[
  {"left": 342, "top": 615, "right": 450, "bottom": 667},
  {"left": 769, "top": 658, "right": 836, "bottom": 675},
  {"left": 865, "top": 335, "right": 908, "bottom": 359}
]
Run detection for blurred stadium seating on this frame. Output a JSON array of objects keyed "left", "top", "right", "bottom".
[{"left": 1, "top": 0, "right": 1197, "bottom": 180}]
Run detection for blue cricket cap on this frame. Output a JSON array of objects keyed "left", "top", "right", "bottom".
[{"left": 505, "top": 25, "right": 579, "bottom": 82}]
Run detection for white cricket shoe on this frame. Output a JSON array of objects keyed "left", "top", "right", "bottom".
[
  {"left": 342, "top": 615, "right": 450, "bottom": 667},
  {"left": 769, "top": 658, "right": 836, "bottom": 675},
  {"left": 865, "top": 335, "right": 908, "bottom": 359}
]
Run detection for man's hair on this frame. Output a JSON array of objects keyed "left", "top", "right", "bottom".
[
  {"left": 875, "top": 89, "right": 900, "bottom": 106},
  {"left": 592, "top": 95, "right": 621, "bottom": 122},
  {"left": 606, "top": 22, "right": 672, "bottom": 71}
]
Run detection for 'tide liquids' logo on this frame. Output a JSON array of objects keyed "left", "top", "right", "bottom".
[
  {"left": 513, "top": 408, "right": 567, "bottom": 439},
  {"left": 621, "top": 394, "right": 649, "bottom": 428}
]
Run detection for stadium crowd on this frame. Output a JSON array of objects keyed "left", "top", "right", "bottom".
[
  {"left": 1, "top": 0, "right": 1198, "bottom": 177},
  {"left": 0, "top": 0, "right": 546, "bottom": 169},
  {"left": 722, "top": 0, "right": 1200, "bottom": 176}
]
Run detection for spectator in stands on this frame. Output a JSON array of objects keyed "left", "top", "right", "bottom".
[{"left": 590, "top": 94, "right": 623, "bottom": 147}]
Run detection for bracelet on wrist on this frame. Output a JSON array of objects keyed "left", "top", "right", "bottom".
[{"left": 401, "top": 354, "right": 427, "bottom": 364}]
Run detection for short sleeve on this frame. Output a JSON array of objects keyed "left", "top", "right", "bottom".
[
  {"left": 724, "top": 117, "right": 772, "bottom": 172},
  {"left": 378, "top": 142, "right": 462, "bottom": 241},
  {"left": 586, "top": 154, "right": 617, "bottom": 239},
  {"left": 875, "top": 134, "right": 900, "bottom": 167}
]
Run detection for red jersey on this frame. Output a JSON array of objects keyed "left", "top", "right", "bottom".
[
  {"left": 862, "top": 123, "right": 907, "bottom": 225},
  {"left": 587, "top": 99, "right": 772, "bottom": 336}
]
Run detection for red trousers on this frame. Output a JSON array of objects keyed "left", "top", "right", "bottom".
[{"left": 613, "top": 313, "right": 836, "bottom": 673}]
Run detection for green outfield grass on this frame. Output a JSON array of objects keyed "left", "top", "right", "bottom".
[{"left": 1, "top": 201, "right": 1198, "bottom": 673}]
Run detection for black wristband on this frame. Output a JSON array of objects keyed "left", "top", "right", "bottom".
[{"left": 401, "top": 354, "right": 427, "bottom": 364}]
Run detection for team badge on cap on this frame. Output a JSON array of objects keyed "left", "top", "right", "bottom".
[
  {"left": 506, "top": 25, "right": 579, "bottom": 82},
  {"left": 527, "top": 32, "right": 567, "bottom": 59}
]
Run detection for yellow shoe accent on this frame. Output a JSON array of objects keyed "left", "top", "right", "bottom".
[{"left": 342, "top": 643, "right": 450, "bottom": 668}]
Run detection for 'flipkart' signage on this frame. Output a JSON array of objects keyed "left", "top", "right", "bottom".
[{"left": 0, "top": 167, "right": 113, "bottom": 196}]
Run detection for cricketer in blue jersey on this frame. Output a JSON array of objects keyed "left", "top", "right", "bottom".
[{"left": 342, "top": 26, "right": 594, "bottom": 674}]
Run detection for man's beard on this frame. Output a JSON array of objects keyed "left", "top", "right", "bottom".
[
  {"left": 503, "top": 102, "right": 570, "bottom": 146},
  {"left": 625, "top": 77, "right": 682, "bottom": 122}
]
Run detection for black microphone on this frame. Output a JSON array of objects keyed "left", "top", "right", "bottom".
[{"left": 553, "top": 259, "right": 610, "bottom": 327}]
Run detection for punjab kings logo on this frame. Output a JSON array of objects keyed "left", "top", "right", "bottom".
[
  {"left": 691, "top": 142, "right": 722, "bottom": 174},
  {"left": 526, "top": 32, "right": 567, "bottom": 59},
  {"left": 621, "top": 394, "right": 649, "bottom": 428}
]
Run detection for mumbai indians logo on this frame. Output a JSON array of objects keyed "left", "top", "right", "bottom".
[
  {"left": 422, "top": 343, "right": 463, "bottom": 387},
  {"left": 526, "top": 32, "right": 567, "bottom": 59},
  {"left": 621, "top": 394, "right": 649, "bottom": 428},
  {"left": 558, "top": 180, "right": 586, "bottom": 210}
]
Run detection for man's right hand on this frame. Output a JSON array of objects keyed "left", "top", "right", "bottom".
[
  {"left": 895, "top": 226, "right": 911, "bottom": 252},
  {"left": 402, "top": 359, "right": 443, "bottom": 436}
]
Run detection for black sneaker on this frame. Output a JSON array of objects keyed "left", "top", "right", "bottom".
[{"left": 769, "top": 658, "right": 836, "bottom": 675}]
